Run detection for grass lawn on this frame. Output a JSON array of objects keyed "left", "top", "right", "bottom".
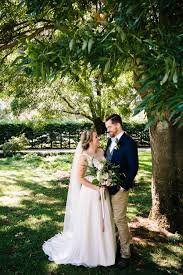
[{"left": 0, "top": 152, "right": 182, "bottom": 274}]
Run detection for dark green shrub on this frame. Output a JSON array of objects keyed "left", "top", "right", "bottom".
[
  {"left": 2, "top": 133, "right": 29, "bottom": 156},
  {"left": 0, "top": 120, "right": 150, "bottom": 148}
]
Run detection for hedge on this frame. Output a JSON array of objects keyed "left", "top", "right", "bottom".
[{"left": 0, "top": 120, "right": 150, "bottom": 148}]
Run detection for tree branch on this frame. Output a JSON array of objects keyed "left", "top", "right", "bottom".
[
  {"left": 57, "top": 92, "right": 93, "bottom": 121},
  {"left": 62, "top": 110, "right": 93, "bottom": 121},
  {"left": 0, "top": 24, "right": 54, "bottom": 52},
  {"left": 60, "top": 96, "right": 75, "bottom": 110}
]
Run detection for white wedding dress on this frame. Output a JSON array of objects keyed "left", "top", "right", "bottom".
[{"left": 42, "top": 143, "right": 116, "bottom": 267}]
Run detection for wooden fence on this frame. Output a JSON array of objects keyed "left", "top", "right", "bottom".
[{"left": 29, "top": 130, "right": 150, "bottom": 149}]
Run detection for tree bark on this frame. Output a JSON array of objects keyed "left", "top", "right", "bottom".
[
  {"left": 93, "top": 117, "right": 106, "bottom": 135},
  {"left": 149, "top": 121, "right": 183, "bottom": 234}
]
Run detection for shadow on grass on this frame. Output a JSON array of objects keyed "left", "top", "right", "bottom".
[
  {"left": 15, "top": 178, "right": 68, "bottom": 201},
  {"left": 0, "top": 153, "right": 182, "bottom": 274},
  {"left": 0, "top": 181, "right": 67, "bottom": 274},
  {"left": 0, "top": 174, "right": 70, "bottom": 273},
  {"left": 0, "top": 219, "right": 177, "bottom": 275},
  {"left": 130, "top": 223, "right": 183, "bottom": 275},
  {"left": 0, "top": 222, "right": 62, "bottom": 274}
]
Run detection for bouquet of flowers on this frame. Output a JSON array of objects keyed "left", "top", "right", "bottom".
[
  {"left": 88, "top": 158, "right": 122, "bottom": 187},
  {"left": 88, "top": 158, "right": 123, "bottom": 232}
]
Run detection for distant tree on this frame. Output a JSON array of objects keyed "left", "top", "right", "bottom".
[{"left": 0, "top": 62, "right": 133, "bottom": 134}]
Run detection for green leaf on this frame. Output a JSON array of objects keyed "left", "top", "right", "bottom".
[
  {"left": 82, "top": 40, "right": 87, "bottom": 51},
  {"left": 69, "top": 39, "right": 74, "bottom": 51},
  {"left": 41, "top": 63, "right": 46, "bottom": 80},
  {"left": 173, "top": 70, "right": 178, "bottom": 84},
  {"left": 88, "top": 38, "right": 94, "bottom": 54},
  {"left": 115, "top": 43, "right": 124, "bottom": 53},
  {"left": 144, "top": 117, "right": 156, "bottom": 130},
  {"left": 131, "top": 34, "right": 142, "bottom": 43},
  {"left": 160, "top": 71, "right": 169, "bottom": 85},
  {"left": 101, "top": 28, "right": 115, "bottom": 43},
  {"left": 92, "top": 178, "right": 99, "bottom": 185},
  {"left": 104, "top": 59, "right": 110, "bottom": 73},
  {"left": 170, "top": 57, "right": 176, "bottom": 79}
]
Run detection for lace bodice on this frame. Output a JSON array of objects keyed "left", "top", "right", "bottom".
[
  {"left": 80, "top": 151, "right": 105, "bottom": 178},
  {"left": 81, "top": 152, "right": 94, "bottom": 167},
  {"left": 82, "top": 151, "right": 104, "bottom": 165}
]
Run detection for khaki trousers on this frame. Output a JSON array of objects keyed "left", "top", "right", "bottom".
[{"left": 111, "top": 189, "right": 131, "bottom": 259}]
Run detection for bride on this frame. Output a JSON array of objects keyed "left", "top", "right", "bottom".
[{"left": 42, "top": 129, "right": 116, "bottom": 267}]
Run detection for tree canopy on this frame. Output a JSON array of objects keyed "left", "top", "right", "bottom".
[{"left": 1, "top": 0, "right": 182, "bottom": 126}]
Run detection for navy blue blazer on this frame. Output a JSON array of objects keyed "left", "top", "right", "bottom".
[{"left": 104, "top": 132, "right": 139, "bottom": 191}]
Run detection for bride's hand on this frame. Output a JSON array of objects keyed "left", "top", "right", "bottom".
[
  {"left": 94, "top": 186, "right": 105, "bottom": 192},
  {"left": 93, "top": 185, "right": 100, "bottom": 192},
  {"left": 95, "top": 186, "right": 104, "bottom": 192},
  {"left": 99, "top": 186, "right": 106, "bottom": 192}
]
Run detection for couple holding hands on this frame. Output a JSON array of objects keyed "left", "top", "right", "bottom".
[{"left": 43, "top": 114, "right": 138, "bottom": 270}]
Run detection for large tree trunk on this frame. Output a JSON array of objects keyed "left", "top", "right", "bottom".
[
  {"left": 93, "top": 117, "right": 106, "bottom": 135},
  {"left": 149, "top": 121, "right": 183, "bottom": 234}
]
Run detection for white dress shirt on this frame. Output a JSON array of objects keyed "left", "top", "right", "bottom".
[
  {"left": 109, "top": 131, "right": 125, "bottom": 192},
  {"left": 109, "top": 131, "right": 124, "bottom": 153}
]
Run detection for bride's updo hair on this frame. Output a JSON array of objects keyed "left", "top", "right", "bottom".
[{"left": 80, "top": 129, "right": 96, "bottom": 150}]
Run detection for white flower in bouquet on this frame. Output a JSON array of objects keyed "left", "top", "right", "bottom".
[
  {"left": 92, "top": 158, "right": 105, "bottom": 170},
  {"left": 96, "top": 166, "right": 112, "bottom": 187},
  {"left": 97, "top": 171, "right": 109, "bottom": 181},
  {"left": 91, "top": 158, "right": 110, "bottom": 186},
  {"left": 91, "top": 158, "right": 121, "bottom": 187}
]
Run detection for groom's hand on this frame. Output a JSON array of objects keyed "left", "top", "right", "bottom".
[{"left": 107, "top": 185, "right": 120, "bottom": 195}]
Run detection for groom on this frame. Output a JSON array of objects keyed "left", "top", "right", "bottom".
[{"left": 105, "top": 114, "right": 138, "bottom": 269}]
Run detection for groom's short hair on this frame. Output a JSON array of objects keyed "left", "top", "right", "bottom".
[{"left": 106, "top": 114, "right": 122, "bottom": 126}]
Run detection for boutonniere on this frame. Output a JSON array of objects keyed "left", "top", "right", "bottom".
[{"left": 114, "top": 138, "right": 121, "bottom": 150}]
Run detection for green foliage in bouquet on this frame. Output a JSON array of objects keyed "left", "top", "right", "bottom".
[{"left": 87, "top": 158, "right": 122, "bottom": 187}]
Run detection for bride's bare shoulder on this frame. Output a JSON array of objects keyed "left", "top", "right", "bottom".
[{"left": 78, "top": 153, "right": 88, "bottom": 166}]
